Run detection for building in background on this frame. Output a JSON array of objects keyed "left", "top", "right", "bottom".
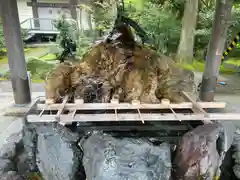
[{"left": 18, "top": 0, "right": 93, "bottom": 42}]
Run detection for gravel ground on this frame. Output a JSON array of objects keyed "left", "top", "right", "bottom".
[
  {"left": 0, "top": 81, "right": 44, "bottom": 92},
  {"left": 194, "top": 72, "right": 240, "bottom": 130}
]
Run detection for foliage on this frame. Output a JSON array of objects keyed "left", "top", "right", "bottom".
[
  {"left": 78, "top": 0, "right": 117, "bottom": 37},
  {"left": 1, "top": 57, "right": 55, "bottom": 81},
  {"left": 0, "top": 19, "right": 29, "bottom": 53},
  {"left": 49, "top": 46, "right": 63, "bottom": 60},
  {"left": 53, "top": 14, "right": 78, "bottom": 48},
  {"left": 195, "top": 8, "right": 214, "bottom": 50},
  {"left": 200, "top": 0, "right": 216, "bottom": 9},
  {"left": 195, "top": 4, "right": 240, "bottom": 50},
  {"left": 91, "top": 0, "right": 117, "bottom": 36},
  {"left": 0, "top": 21, "right": 5, "bottom": 55},
  {"left": 27, "top": 58, "right": 55, "bottom": 80},
  {"left": 125, "top": 1, "right": 181, "bottom": 54},
  {"left": 76, "top": 33, "right": 94, "bottom": 58},
  {"left": 74, "top": 0, "right": 240, "bottom": 57},
  {"left": 53, "top": 14, "right": 80, "bottom": 61},
  {"left": 73, "top": 0, "right": 240, "bottom": 59},
  {"left": 228, "top": 4, "right": 240, "bottom": 41},
  {"left": 21, "top": 28, "right": 28, "bottom": 41}
]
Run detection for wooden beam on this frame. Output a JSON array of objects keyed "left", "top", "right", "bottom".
[
  {"left": 27, "top": 2, "right": 70, "bottom": 8},
  {"left": 31, "top": 0, "right": 40, "bottom": 28},
  {"left": 69, "top": 0, "right": 77, "bottom": 20},
  {"left": 27, "top": 113, "right": 240, "bottom": 123},
  {"left": 181, "top": 91, "right": 213, "bottom": 124},
  {"left": 55, "top": 95, "right": 69, "bottom": 125},
  {"left": 36, "top": 101, "right": 226, "bottom": 111},
  {"left": 74, "top": 124, "right": 190, "bottom": 131},
  {"left": 181, "top": 91, "right": 209, "bottom": 116}
]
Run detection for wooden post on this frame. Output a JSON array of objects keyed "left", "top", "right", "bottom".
[
  {"left": 31, "top": 0, "right": 40, "bottom": 29},
  {"left": 69, "top": 0, "right": 77, "bottom": 20},
  {"left": 0, "top": 0, "right": 31, "bottom": 105},
  {"left": 199, "top": 0, "right": 233, "bottom": 101}
]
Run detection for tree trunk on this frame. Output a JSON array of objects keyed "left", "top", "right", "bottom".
[
  {"left": 199, "top": 0, "right": 233, "bottom": 101},
  {"left": 79, "top": 8, "right": 83, "bottom": 32},
  {"left": 176, "top": 0, "right": 199, "bottom": 62},
  {"left": 86, "top": 11, "right": 92, "bottom": 31}
]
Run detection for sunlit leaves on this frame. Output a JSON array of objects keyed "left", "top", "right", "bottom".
[{"left": 124, "top": 0, "right": 145, "bottom": 10}]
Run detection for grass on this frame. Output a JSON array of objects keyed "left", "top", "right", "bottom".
[
  {"left": 1, "top": 48, "right": 32, "bottom": 53},
  {"left": 0, "top": 48, "right": 32, "bottom": 64},
  {"left": 0, "top": 76, "right": 45, "bottom": 83},
  {"left": 0, "top": 58, "right": 55, "bottom": 82},
  {"left": 0, "top": 48, "right": 57, "bottom": 82},
  {"left": 40, "top": 53, "right": 57, "bottom": 61},
  {"left": 31, "top": 79, "right": 45, "bottom": 83},
  {"left": 179, "top": 58, "right": 240, "bottom": 74},
  {"left": 0, "top": 56, "right": 8, "bottom": 64},
  {"left": 224, "top": 58, "right": 240, "bottom": 66},
  {"left": 0, "top": 47, "right": 50, "bottom": 65}
]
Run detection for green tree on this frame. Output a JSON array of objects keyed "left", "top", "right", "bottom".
[
  {"left": 73, "top": 0, "right": 240, "bottom": 58},
  {"left": 91, "top": 0, "right": 117, "bottom": 37},
  {"left": 125, "top": 0, "right": 181, "bottom": 54}
]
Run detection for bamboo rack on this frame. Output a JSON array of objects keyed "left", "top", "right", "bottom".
[{"left": 25, "top": 91, "right": 240, "bottom": 126}]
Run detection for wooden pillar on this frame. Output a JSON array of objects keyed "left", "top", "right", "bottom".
[
  {"left": 69, "top": 0, "right": 77, "bottom": 20},
  {"left": 31, "top": 0, "right": 40, "bottom": 28},
  {"left": 79, "top": 8, "right": 82, "bottom": 31},
  {"left": 0, "top": 0, "right": 31, "bottom": 105},
  {"left": 199, "top": 0, "right": 233, "bottom": 101}
]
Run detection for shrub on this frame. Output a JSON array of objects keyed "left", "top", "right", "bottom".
[{"left": 27, "top": 58, "right": 55, "bottom": 80}]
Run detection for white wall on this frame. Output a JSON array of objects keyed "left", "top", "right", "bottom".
[
  {"left": 17, "top": 0, "right": 91, "bottom": 30},
  {"left": 77, "top": 8, "right": 93, "bottom": 30},
  {"left": 17, "top": 0, "right": 33, "bottom": 28},
  {"left": 37, "top": 0, "right": 68, "bottom": 3}
]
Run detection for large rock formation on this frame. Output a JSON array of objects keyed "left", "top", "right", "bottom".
[
  {"left": 173, "top": 123, "right": 226, "bottom": 180},
  {"left": 81, "top": 131, "right": 172, "bottom": 180},
  {"left": 232, "top": 130, "right": 240, "bottom": 179},
  {"left": 22, "top": 121, "right": 85, "bottom": 180},
  {"left": 45, "top": 28, "right": 196, "bottom": 104},
  {"left": 4, "top": 117, "right": 232, "bottom": 180},
  {"left": 0, "top": 130, "right": 25, "bottom": 180}
]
